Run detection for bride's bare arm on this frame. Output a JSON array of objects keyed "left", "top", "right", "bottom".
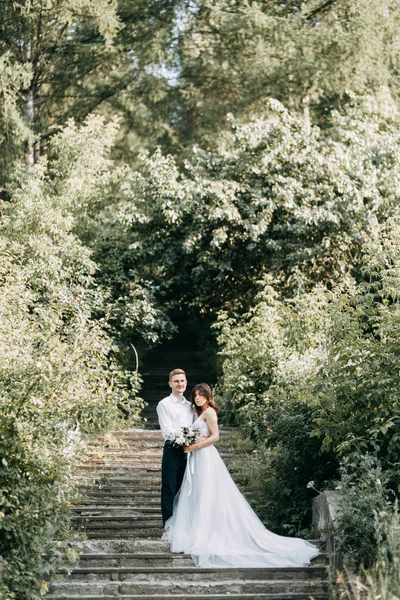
[{"left": 184, "top": 409, "right": 219, "bottom": 452}]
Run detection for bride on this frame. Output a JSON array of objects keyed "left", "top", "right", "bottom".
[{"left": 162, "top": 383, "right": 319, "bottom": 568}]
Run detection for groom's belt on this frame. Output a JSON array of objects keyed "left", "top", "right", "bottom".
[{"left": 164, "top": 440, "right": 185, "bottom": 451}]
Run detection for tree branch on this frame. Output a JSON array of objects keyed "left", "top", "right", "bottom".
[{"left": 305, "top": 0, "right": 338, "bottom": 20}]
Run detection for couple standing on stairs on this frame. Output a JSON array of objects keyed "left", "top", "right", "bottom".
[{"left": 156, "top": 368, "right": 319, "bottom": 569}]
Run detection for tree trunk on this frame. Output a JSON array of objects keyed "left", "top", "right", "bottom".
[
  {"left": 303, "top": 93, "right": 311, "bottom": 135},
  {"left": 23, "top": 41, "right": 35, "bottom": 166}
]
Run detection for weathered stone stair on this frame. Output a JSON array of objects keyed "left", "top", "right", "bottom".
[{"left": 46, "top": 428, "right": 331, "bottom": 600}]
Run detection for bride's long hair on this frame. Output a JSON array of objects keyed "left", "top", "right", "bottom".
[{"left": 191, "top": 383, "right": 220, "bottom": 416}]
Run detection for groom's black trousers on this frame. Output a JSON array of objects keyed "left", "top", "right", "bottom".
[{"left": 161, "top": 441, "right": 187, "bottom": 527}]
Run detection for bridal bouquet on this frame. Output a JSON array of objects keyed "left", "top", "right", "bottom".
[{"left": 170, "top": 426, "right": 197, "bottom": 449}]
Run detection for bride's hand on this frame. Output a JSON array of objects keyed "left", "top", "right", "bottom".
[{"left": 185, "top": 435, "right": 209, "bottom": 453}]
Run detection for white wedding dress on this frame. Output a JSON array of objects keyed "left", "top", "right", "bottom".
[{"left": 163, "top": 416, "right": 319, "bottom": 568}]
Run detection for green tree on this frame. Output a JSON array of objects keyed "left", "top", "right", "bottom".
[
  {"left": 0, "top": 0, "right": 184, "bottom": 181},
  {"left": 214, "top": 212, "right": 400, "bottom": 531},
  {"left": 0, "top": 116, "right": 146, "bottom": 599},
  {"left": 171, "top": 0, "right": 400, "bottom": 149},
  {"left": 312, "top": 215, "right": 400, "bottom": 466},
  {"left": 214, "top": 283, "right": 337, "bottom": 532},
  {"left": 0, "top": 52, "right": 32, "bottom": 185},
  {"left": 106, "top": 92, "right": 400, "bottom": 316}
]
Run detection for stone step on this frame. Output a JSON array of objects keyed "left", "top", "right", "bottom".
[
  {"left": 74, "top": 499, "right": 160, "bottom": 506},
  {"left": 85, "top": 451, "right": 164, "bottom": 457},
  {"left": 80, "top": 493, "right": 161, "bottom": 502},
  {"left": 79, "top": 475, "right": 162, "bottom": 485},
  {"left": 84, "top": 445, "right": 237, "bottom": 455},
  {"left": 78, "top": 469, "right": 161, "bottom": 487},
  {"left": 76, "top": 469, "right": 162, "bottom": 477},
  {"left": 68, "top": 540, "right": 171, "bottom": 554},
  {"left": 49, "top": 576, "right": 328, "bottom": 596},
  {"left": 73, "top": 507, "right": 161, "bottom": 514},
  {"left": 73, "top": 514, "right": 161, "bottom": 523},
  {"left": 73, "top": 515, "right": 162, "bottom": 525},
  {"left": 46, "top": 593, "right": 330, "bottom": 600},
  {"left": 79, "top": 491, "right": 162, "bottom": 500},
  {"left": 75, "top": 518, "right": 162, "bottom": 529},
  {"left": 64, "top": 565, "right": 327, "bottom": 581},
  {"left": 70, "top": 552, "right": 327, "bottom": 569},
  {"left": 78, "top": 457, "right": 237, "bottom": 471},
  {"left": 80, "top": 485, "right": 161, "bottom": 492},
  {"left": 83, "top": 529, "right": 163, "bottom": 539},
  {"left": 66, "top": 553, "right": 194, "bottom": 568},
  {"left": 83, "top": 449, "right": 238, "bottom": 457},
  {"left": 79, "top": 470, "right": 162, "bottom": 478},
  {"left": 83, "top": 442, "right": 163, "bottom": 450},
  {"left": 80, "top": 456, "right": 161, "bottom": 462},
  {"left": 45, "top": 425, "right": 329, "bottom": 600},
  {"left": 77, "top": 468, "right": 162, "bottom": 475},
  {"left": 132, "top": 540, "right": 172, "bottom": 553},
  {"left": 79, "top": 464, "right": 159, "bottom": 472},
  {"left": 78, "top": 458, "right": 239, "bottom": 471},
  {"left": 81, "top": 487, "right": 160, "bottom": 495}
]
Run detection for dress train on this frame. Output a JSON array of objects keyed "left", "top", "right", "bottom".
[{"left": 163, "top": 417, "right": 319, "bottom": 568}]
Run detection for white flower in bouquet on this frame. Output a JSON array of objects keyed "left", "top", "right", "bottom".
[{"left": 170, "top": 426, "right": 197, "bottom": 449}]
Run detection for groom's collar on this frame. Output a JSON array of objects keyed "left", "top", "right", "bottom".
[{"left": 170, "top": 393, "right": 186, "bottom": 403}]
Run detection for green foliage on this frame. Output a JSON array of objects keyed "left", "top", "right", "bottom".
[
  {"left": 312, "top": 215, "right": 400, "bottom": 466},
  {"left": 337, "top": 502, "right": 400, "bottom": 599},
  {"left": 172, "top": 0, "right": 400, "bottom": 148},
  {"left": 215, "top": 211, "right": 400, "bottom": 537},
  {"left": 0, "top": 53, "right": 33, "bottom": 183},
  {"left": 0, "top": 0, "right": 186, "bottom": 181},
  {"left": 248, "top": 404, "right": 338, "bottom": 536},
  {"left": 335, "top": 452, "right": 392, "bottom": 569},
  {"left": 3, "top": 0, "right": 400, "bottom": 171},
  {"left": 337, "top": 503, "right": 400, "bottom": 599},
  {"left": 0, "top": 418, "right": 81, "bottom": 600},
  {"left": 214, "top": 283, "right": 337, "bottom": 532},
  {"left": 215, "top": 284, "right": 330, "bottom": 419},
  {"left": 0, "top": 116, "right": 144, "bottom": 598},
  {"left": 110, "top": 93, "right": 400, "bottom": 316}
]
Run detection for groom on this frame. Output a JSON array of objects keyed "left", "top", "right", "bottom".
[{"left": 156, "top": 368, "right": 194, "bottom": 527}]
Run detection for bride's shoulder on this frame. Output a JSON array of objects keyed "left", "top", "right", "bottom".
[{"left": 204, "top": 406, "right": 217, "bottom": 419}]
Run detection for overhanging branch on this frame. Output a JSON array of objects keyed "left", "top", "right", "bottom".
[{"left": 305, "top": 0, "right": 338, "bottom": 20}]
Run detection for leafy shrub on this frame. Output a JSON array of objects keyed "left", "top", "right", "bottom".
[
  {"left": 337, "top": 503, "right": 400, "bottom": 599},
  {"left": 335, "top": 452, "right": 393, "bottom": 569},
  {"left": 108, "top": 91, "right": 400, "bottom": 314},
  {"left": 0, "top": 116, "right": 144, "bottom": 599},
  {"left": 312, "top": 216, "right": 400, "bottom": 467},
  {"left": 216, "top": 213, "right": 400, "bottom": 535},
  {"left": 256, "top": 403, "right": 338, "bottom": 535},
  {"left": 215, "top": 285, "right": 338, "bottom": 533}
]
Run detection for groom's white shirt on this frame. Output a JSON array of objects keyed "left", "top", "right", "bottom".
[{"left": 156, "top": 394, "right": 194, "bottom": 441}]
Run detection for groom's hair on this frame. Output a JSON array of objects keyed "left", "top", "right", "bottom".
[{"left": 169, "top": 368, "right": 186, "bottom": 381}]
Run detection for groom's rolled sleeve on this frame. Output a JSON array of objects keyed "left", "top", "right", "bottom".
[{"left": 156, "top": 402, "right": 173, "bottom": 441}]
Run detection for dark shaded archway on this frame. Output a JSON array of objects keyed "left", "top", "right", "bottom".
[{"left": 140, "top": 310, "right": 218, "bottom": 428}]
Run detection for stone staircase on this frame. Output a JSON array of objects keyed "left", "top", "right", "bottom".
[{"left": 46, "top": 428, "right": 332, "bottom": 600}]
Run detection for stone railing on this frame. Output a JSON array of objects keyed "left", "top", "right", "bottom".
[{"left": 312, "top": 490, "right": 341, "bottom": 573}]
